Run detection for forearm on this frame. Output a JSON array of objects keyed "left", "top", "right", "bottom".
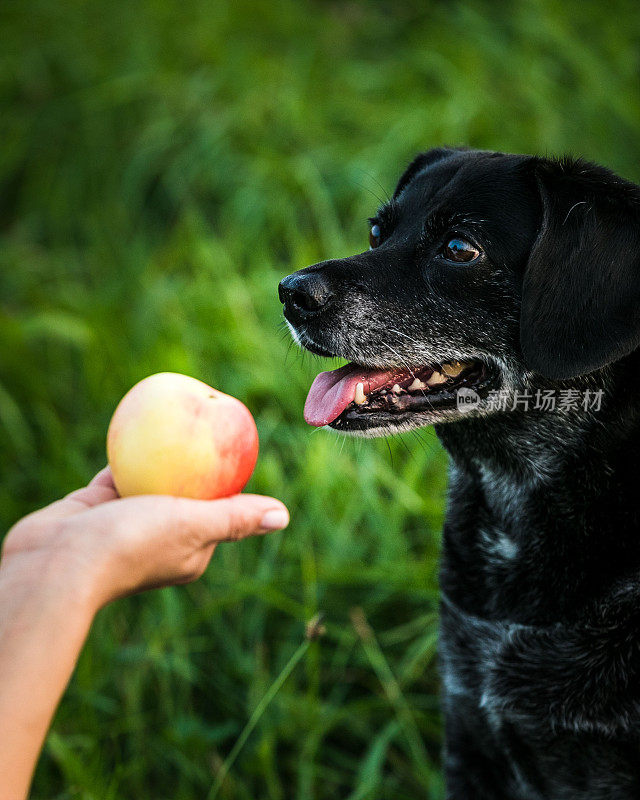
[{"left": 0, "top": 553, "right": 98, "bottom": 800}]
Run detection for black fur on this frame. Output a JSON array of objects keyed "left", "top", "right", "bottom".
[
  {"left": 521, "top": 158, "right": 640, "bottom": 380},
  {"left": 279, "top": 148, "right": 640, "bottom": 798}
]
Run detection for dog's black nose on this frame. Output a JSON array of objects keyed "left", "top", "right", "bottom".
[{"left": 278, "top": 271, "right": 333, "bottom": 314}]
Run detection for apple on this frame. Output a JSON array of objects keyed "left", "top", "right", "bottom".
[{"left": 106, "top": 372, "right": 259, "bottom": 499}]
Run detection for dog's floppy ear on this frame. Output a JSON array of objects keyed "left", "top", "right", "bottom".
[
  {"left": 393, "top": 147, "right": 463, "bottom": 198},
  {"left": 520, "top": 157, "right": 640, "bottom": 380}
]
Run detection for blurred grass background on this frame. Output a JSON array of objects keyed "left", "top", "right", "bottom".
[{"left": 2, "top": 0, "right": 640, "bottom": 797}]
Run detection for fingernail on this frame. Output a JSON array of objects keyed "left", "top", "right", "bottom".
[{"left": 260, "top": 508, "right": 289, "bottom": 531}]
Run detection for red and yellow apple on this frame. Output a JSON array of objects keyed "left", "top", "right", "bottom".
[{"left": 107, "top": 372, "right": 259, "bottom": 499}]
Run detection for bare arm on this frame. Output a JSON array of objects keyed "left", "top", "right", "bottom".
[{"left": 0, "top": 468, "right": 288, "bottom": 800}]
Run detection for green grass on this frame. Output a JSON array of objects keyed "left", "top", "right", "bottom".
[{"left": 2, "top": 0, "right": 640, "bottom": 796}]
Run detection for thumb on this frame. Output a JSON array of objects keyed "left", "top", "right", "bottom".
[{"left": 169, "top": 493, "right": 290, "bottom": 545}]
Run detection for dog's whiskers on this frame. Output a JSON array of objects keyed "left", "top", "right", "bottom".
[
  {"left": 388, "top": 328, "right": 423, "bottom": 348},
  {"left": 383, "top": 338, "right": 433, "bottom": 398},
  {"left": 381, "top": 342, "right": 416, "bottom": 377}
]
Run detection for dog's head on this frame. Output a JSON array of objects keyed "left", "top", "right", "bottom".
[{"left": 279, "top": 148, "right": 640, "bottom": 436}]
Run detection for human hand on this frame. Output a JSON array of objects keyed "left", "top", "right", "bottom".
[
  {"left": 1, "top": 467, "right": 289, "bottom": 613},
  {"left": 0, "top": 470, "right": 288, "bottom": 800}
]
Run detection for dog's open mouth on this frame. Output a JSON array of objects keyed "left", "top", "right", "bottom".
[{"left": 304, "top": 358, "right": 493, "bottom": 430}]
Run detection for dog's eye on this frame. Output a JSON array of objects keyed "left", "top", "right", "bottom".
[
  {"left": 442, "top": 237, "right": 480, "bottom": 263},
  {"left": 369, "top": 223, "right": 381, "bottom": 249}
]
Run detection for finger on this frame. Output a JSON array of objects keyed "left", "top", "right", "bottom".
[
  {"left": 89, "top": 466, "right": 117, "bottom": 490},
  {"left": 20, "top": 469, "right": 119, "bottom": 523},
  {"left": 62, "top": 469, "right": 119, "bottom": 510},
  {"left": 63, "top": 485, "right": 119, "bottom": 510},
  {"left": 170, "top": 494, "right": 289, "bottom": 545}
]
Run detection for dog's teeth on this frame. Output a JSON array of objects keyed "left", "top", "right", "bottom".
[
  {"left": 426, "top": 370, "right": 447, "bottom": 386},
  {"left": 408, "top": 378, "right": 426, "bottom": 391},
  {"left": 442, "top": 360, "right": 466, "bottom": 378},
  {"left": 354, "top": 382, "right": 367, "bottom": 405},
  {"left": 392, "top": 383, "right": 402, "bottom": 394}
]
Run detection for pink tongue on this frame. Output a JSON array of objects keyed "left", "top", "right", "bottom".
[{"left": 304, "top": 364, "right": 405, "bottom": 427}]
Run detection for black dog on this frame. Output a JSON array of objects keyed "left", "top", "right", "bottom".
[{"left": 279, "top": 147, "right": 640, "bottom": 798}]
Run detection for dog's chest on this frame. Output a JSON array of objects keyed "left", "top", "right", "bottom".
[
  {"left": 439, "top": 588, "right": 574, "bottom": 800},
  {"left": 440, "top": 462, "right": 553, "bottom": 621},
  {"left": 438, "top": 594, "right": 504, "bottom": 723},
  {"left": 438, "top": 464, "right": 555, "bottom": 718},
  {"left": 437, "top": 466, "right": 555, "bottom": 796}
]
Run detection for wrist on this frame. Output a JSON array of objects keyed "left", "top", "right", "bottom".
[{"left": 0, "top": 547, "right": 102, "bottom": 624}]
